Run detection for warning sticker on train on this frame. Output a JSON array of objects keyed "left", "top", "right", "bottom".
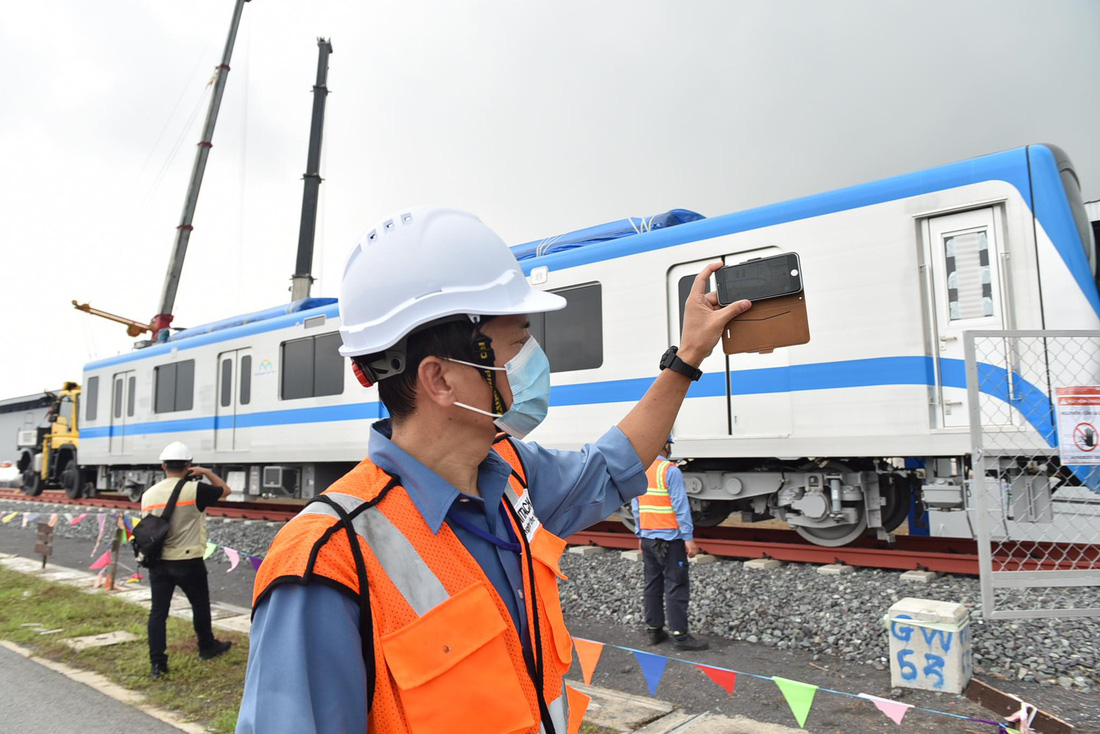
[{"left": 1055, "top": 386, "right": 1100, "bottom": 465}]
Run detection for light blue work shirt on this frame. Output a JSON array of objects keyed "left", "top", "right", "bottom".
[
  {"left": 631, "top": 455, "right": 694, "bottom": 541},
  {"left": 237, "top": 420, "right": 646, "bottom": 734}
]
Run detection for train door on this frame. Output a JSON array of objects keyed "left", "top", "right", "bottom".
[
  {"left": 109, "top": 371, "right": 135, "bottom": 455},
  {"left": 667, "top": 260, "right": 729, "bottom": 438},
  {"left": 215, "top": 349, "right": 252, "bottom": 452},
  {"left": 924, "top": 208, "right": 1011, "bottom": 428}
]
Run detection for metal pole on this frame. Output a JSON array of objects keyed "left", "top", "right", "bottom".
[
  {"left": 153, "top": 0, "right": 250, "bottom": 339},
  {"left": 290, "top": 38, "right": 333, "bottom": 302}
]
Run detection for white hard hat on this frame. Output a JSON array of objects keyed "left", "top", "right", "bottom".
[
  {"left": 338, "top": 207, "right": 566, "bottom": 358},
  {"left": 159, "top": 441, "right": 193, "bottom": 462}
]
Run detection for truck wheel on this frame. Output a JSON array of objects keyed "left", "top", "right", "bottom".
[
  {"left": 61, "top": 462, "right": 83, "bottom": 500},
  {"left": 21, "top": 470, "right": 43, "bottom": 496}
]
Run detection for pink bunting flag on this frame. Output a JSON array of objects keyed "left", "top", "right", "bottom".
[
  {"left": 573, "top": 638, "right": 605, "bottom": 686},
  {"left": 224, "top": 547, "right": 240, "bottom": 572},
  {"left": 97, "top": 513, "right": 107, "bottom": 535},
  {"left": 697, "top": 664, "right": 737, "bottom": 694},
  {"left": 857, "top": 693, "right": 913, "bottom": 726},
  {"left": 89, "top": 550, "right": 112, "bottom": 570},
  {"left": 248, "top": 555, "right": 263, "bottom": 572},
  {"left": 69, "top": 513, "right": 88, "bottom": 525}
]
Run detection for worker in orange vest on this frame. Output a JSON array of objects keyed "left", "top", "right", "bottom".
[
  {"left": 632, "top": 436, "right": 707, "bottom": 651},
  {"left": 237, "top": 207, "right": 750, "bottom": 734}
]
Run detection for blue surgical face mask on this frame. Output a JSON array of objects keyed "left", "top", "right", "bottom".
[{"left": 449, "top": 337, "right": 551, "bottom": 439}]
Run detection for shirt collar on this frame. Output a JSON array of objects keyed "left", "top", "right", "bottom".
[{"left": 367, "top": 420, "right": 514, "bottom": 533}]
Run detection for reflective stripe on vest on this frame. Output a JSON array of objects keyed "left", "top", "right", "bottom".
[
  {"left": 638, "top": 459, "right": 680, "bottom": 530},
  {"left": 253, "top": 440, "right": 588, "bottom": 734}
]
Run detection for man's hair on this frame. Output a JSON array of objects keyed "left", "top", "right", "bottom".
[
  {"left": 356, "top": 319, "right": 482, "bottom": 422},
  {"left": 163, "top": 460, "right": 191, "bottom": 472}
]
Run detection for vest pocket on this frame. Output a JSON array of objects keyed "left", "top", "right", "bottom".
[
  {"left": 528, "top": 531, "right": 574, "bottom": 669},
  {"left": 381, "top": 582, "right": 536, "bottom": 734}
]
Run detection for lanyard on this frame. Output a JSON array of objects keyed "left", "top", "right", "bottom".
[{"left": 446, "top": 501, "right": 522, "bottom": 554}]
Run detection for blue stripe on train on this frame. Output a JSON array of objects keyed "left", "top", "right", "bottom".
[{"left": 80, "top": 356, "right": 1055, "bottom": 445}]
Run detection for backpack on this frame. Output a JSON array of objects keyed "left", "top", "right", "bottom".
[{"left": 131, "top": 476, "right": 189, "bottom": 568}]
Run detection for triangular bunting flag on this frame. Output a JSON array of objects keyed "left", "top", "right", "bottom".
[
  {"left": 224, "top": 547, "right": 240, "bottom": 572},
  {"left": 2, "top": 512, "right": 18, "bottom": 523},
  {"left": 203, "top": 542, "right": 217, "bottom": 560},
  {"left": 131, "top": 516, "right": 141, "bottom": 528},
  {"left": 857, "top": 693, "right": 913, "bottom": 725},
  {"left": 248, "top": 555, "right": 263, "bottom": 572},
  {"left": 97, "top": 513, "right": 107, "bottom": 534},
  {"left": 89, "top": 550, "right": 112, "bottom": 570},
  {"left": 573, "top": 638, "right": 605, "bottom": 686},
  {"left": 632, "top": 650, "right": 668, "bottom": 696},
  {"left": 698, "top": 664, "right": 737, "bottom": 694},
  {"left": 773, "top": 676, "right": 818, "bottom": 728},
  {"left": 48, "top": 513, "right": 59, "bottom": 527}
]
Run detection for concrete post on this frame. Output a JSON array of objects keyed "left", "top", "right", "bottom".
[{"left": 887, "top": 597, "right": 972, "bottom": 694}]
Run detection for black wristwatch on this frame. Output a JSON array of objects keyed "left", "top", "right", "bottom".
[{"left": 659, "top": 346, "right": 703, "bottom": 381}]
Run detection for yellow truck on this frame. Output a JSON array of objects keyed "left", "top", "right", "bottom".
[{"left": 15, "top": 382, "right": 88, "bottom": 498}]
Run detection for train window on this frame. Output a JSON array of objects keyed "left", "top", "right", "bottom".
[
  {"left": 676, "top": 273, "right": 711, "bottom": 337},
  {"left": 154, "top": 360, "right": 195, "bottom": 413},
  {"left": 85, "top": 377, "right": 98, "bottom": 422},
  {"left": 127, "top": 376, "right": 136, "bottom": 417},
  {"left": 280, "top": 333, "right": 345, "bottom": 400},
  {"left": 113, "top": 378, "right": 123, "bottom": 419},
  {"left": 528, "top": 283, "right": 603, "bottom": 373},
  {"left": 944, "top": 230, "right": 994, "bottom": 320},
  {"left": 240, "top": 356, "right": 252, "bottom": 405},
  {"left": 314, "top": 332, "right": 345, "bottom": 397},
  {"left": 220, "top": 359, "right": 232, "bottom": 408}
]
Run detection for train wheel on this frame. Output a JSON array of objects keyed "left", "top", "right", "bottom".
[
  {"left": 126, "top": 483, "right": 144, "bottom": 503},
  {"left": 880, "top": 477, "right": 912, "bottom": 533},
  {"left": 690, "top": 500, "right": 733, "bottom": 528},
  {"left": 21, "top": 470, "right": 43, "bottom": 497},
  {"left": 794, "top": 507, "right": 868, "bottom": 547},
  {"left": 61, "top": 463, "right": 82, "bottom": 499}
]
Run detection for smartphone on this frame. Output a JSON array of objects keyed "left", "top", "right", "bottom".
[{"left": 715, "top": 252, "right": 803, "bottom": 306}]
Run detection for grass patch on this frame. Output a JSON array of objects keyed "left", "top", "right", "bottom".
[{"left": 0, "top": 566, "right": 247, "bottom": 733}]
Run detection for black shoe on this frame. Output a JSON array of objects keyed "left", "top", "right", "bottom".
[
  {"left": 671, "top": 633, "right": 709, "bottom": 651},
  {"left": 646, "top": 628, "right": 669, "bottom": 645},
  {"left": 199, "top": 639, "right": 232, "bottom": 660},
  {"left": 150, "top": 662, "right": 169, "bottom": 680}
]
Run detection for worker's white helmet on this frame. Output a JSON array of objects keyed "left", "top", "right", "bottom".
[
  {"left": 338, "top": 207, "right": 566, "bottom": 359},
  {"left": 159, "top": 441, "right": 193, "bottom": 462}
]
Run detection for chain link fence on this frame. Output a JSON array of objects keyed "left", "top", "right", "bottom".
[{"left": 965, "top": 330, "right": 1100, "bottom": 619}]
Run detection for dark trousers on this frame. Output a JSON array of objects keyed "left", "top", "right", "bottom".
[
  {"left": 641, "top": 537, "right": 690, "bottom": 634},
  {"left": 148, "top": 558, "right": 216, "bottom": 666}
]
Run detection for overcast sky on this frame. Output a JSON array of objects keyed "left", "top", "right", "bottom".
[{"left": 1, "top": 0, "right": 1098, "bottom": 400}]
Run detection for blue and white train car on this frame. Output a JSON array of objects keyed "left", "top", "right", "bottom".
[{"left": 78, "top": 144, "right": 1100, "bottom": 546}]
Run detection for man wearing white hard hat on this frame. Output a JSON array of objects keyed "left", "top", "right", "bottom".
[
  {"left": 238, "top": 208, "right": 750, "bottom": 734},
  {"left": 143, "top": 441, "right": 233, "bottom": 680}
]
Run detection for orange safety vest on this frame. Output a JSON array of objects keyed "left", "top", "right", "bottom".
[
  {"left": 636, "top": 459, "right": 680, "bottom": 531},
  {"left": 253, "top": 435, "right": 589, "bottom": 734}
]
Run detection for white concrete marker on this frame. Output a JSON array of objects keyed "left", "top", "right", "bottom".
[
  {"left": 900, "top": 570, "right": 939, "bottom": 583},
  {"left": 689, "top": 554, "right": 716, "bottom": 565},
  {"left": 818, "top": 564, "right": 855, "bottom": 576},
  {"left": 887, "top": 597, "right": 972, "bottom": 695},
  {"left": 620, "top": 549, "right": 644, "bottom": 562},
  {"left": 744, "top": 558, "right": 783, "bottom": 571},
  {"left": 566, "top": 545, "right": 606, "bottom": 556}
]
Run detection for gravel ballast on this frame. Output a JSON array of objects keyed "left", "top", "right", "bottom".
[{"left": 2, "top": 497, "right": 1097, "bottom": 693}]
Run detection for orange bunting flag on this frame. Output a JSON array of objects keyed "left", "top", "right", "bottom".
[
  {"left": 573, "top": 638, "right": 605, "bottom": 686},
  {"left": 697, "top": 664, "right": 737, "bottom": 694}
]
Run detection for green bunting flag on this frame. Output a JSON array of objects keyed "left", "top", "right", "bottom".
[
  {"left": 203, "top": 541, "right": 217, "bottom": 560},
  {"left": 772, "top": 676, "right": 818, "bottom": 729}
]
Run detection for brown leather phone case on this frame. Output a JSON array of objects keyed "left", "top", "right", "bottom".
[{"left": 721, "top": 291, "right": 810, "bottom": 355}]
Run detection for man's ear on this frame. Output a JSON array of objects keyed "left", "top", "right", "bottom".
[{"left": 416, "top": 356, "right": 458, "bottom": 408}]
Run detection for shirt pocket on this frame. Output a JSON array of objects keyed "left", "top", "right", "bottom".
[
  {"left": 381, "top": 582, "right": 536, "bottom": 734},
  {"left": 528, "top": 530, "right": 573, "bottom": 669}
]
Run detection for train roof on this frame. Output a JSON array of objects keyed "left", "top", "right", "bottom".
[
  {"left": 168, "top": 298, "right": 338, "bottom": 342},
  {"left": 510, "top": 209, "right": 704, "bottom": 260}
]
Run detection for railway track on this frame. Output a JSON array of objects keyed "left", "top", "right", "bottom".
[
  {"left": 6, "top": 490, "right": 1096, "bottom": 576},
  {"left": 0, "top": 489, "right": 301, "bottom": 522},
  {"left": 565, "top": 521, "right": 1100, "bottom": 576}
]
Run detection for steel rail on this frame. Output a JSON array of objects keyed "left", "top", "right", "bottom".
[{"left": 0, "top": 489, "right": 299, "bottom": 522}]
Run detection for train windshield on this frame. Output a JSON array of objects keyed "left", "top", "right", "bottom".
[{"left": 1046, "top": 144, "right": 1098, "bottom": 285}]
